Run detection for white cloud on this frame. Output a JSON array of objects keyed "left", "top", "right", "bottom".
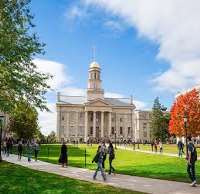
[
  {"left": 61, "top": 87, "right": 86, "bottom": 96},
  {"left": 104, "top": 20, "right": 125, "bottom": 32},
  {"left": 65, "top": 3, "right": 89, "bottom": 23},
  {"left": 33, "top": 58, "right": 71, "bottom": 90},
  {"left": 82, "top": 0, "right": 200, "bottom": 92}
]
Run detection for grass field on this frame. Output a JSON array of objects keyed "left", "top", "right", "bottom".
[
  {"left": 125, "top": 143, "right": 200, "bottom": 155},
  {"left": 0, "top": 162, "right": 145, "bottom": 194},
  {"left": 13, "top": 144, "right": 199, "bottom": 183}
]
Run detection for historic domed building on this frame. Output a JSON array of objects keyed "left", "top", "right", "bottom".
[{"left": 56, "top": 60, "right": 151, "bottom": 143}]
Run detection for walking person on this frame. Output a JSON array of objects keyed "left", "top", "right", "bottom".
[
  {"left": 17, "top": 141, "right": 23, "bottom": 160},
  {"left": 101, "top": 141, "right": 107, "bottom": 169},
  {"left": 154, "top": 139, "right": 158, "bottom": 153},
  {"left": 187, "top": 137, "right": 197, "bottom": 187},
  {"left": 6, "top": 138, "right": 11, "bottom": 157},
  {"left": 59, "top": 142, "right": 68, "bottom": 167},
  {"left": 92, "top": 146, "right": 106, "bottom": 181},
  {"left": 27, "top": 141, "right": 32, "bottom": 162},
  {"left": 177, "top": 140, "right": 184, "bottom": 157},
  {"left": 151, "top": 140, "right": 154, "bottom": 152},
  {"left": 159, "top": 140, "right": 163, "bottom": 153},
  {"left": 33, "top": 141, "right": 40, "bottom": 161},
  {"left": 108, "top": 142, "right": 115, "bottom": 175}
]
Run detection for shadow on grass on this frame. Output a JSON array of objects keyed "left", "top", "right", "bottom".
[{"left": 0, "top": 162, "right": 145, "bottom": 194}]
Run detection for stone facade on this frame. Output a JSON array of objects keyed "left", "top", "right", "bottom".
[
  {"left": 56, "top": 61, "right": 152, "bottom": 143},
  {"left": 134, "top": 110, "right": 151, "bottom": 142}
]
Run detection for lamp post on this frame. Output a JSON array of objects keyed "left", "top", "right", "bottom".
[
  {"left": 184, "top": 111, "right": 188, "bottom": 157},
  {"left": 0, "top": 115, "right": 5, "bottom": 162},
  {"left": 114, "top": 130, "right": 117, "bottom": 149}
]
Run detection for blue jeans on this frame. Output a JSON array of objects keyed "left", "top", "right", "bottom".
[
  {"left": 187, "top": 163, "right": 196, "bottom": 182},
  {"left": 93, "top": 162, "right": 106, "bottom": 180}
]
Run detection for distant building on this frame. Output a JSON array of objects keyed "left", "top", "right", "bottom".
[
  {"left": 134, "top": 110, "right": 152, "bottom": 142},
  {"left": 56, "top": 60, "right": 152, "bottom": 143}
]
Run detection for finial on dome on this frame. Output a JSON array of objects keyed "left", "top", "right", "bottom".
[{"left": 92, "top": 46, "right": 96, "bottom": 61}]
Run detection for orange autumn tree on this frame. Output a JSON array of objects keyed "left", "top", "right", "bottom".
[{"left": 169, "top": 89, "right": 200, "bottom": 137}]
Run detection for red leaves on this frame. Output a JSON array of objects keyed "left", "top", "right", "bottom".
[{"left": 169, "top": 89, "right": 200, "bottom": 136}]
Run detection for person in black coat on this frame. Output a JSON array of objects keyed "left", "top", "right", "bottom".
[
  {"left": 108, "top": 142, "right": 115, "bottom": 175},
  {"left": 59, "top": 142, "right": 68, "bottom": 167}
]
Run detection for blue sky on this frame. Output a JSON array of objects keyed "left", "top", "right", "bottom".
[{"left": 31, "top": 0, "right": 200, "bottom": 135}]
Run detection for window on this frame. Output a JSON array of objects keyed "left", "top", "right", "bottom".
[
  {"left": 94, "top": 72, "right": 96, "bottom": 79},
  {"left": 120, "top": 118, "right": 123, "bottom": 122},
  {"left": 62, "top": 115, "right": 64, "bottom": 121},
  {"left": 112, "top": 117, "right": 115, "bottom": 122},
  {"left": 90, "top": 127, "right": 93, "bottom": 135},
  {"left": 120, "top": 127, "right": 123, "bottom": 135},
  {"left": 128, "top": 127, "right": 131, "bottom": 135},
  {"left": 111, "top": 127, "right": 115, "bottom": 135}
]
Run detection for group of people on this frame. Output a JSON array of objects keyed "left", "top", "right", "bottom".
[
  {"left": 2, "top": 137, "right": 13, "bottom": 156},
  {"left": 92, "top": 141, "right": 115, "bottom": 181},
  {"left": 58, "top": 140, "right": 115, "bottom": 182},
  {"left": 2, "top": 138, "right": 40, "bottom": 162},
  {"left": 151, "top": 139, "right": 163, "bottom": 153}
]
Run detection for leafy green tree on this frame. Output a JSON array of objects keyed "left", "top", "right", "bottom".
[
  {"left": 47, "top": 131, "right": 57, "bottom": 144},
  {"left": 36, "top": 130, "right": 47, "bottom": 144},
  {"left": 150, "top": 97, "right": 169, "bottom": 142},
  {"left": 0, "top": 0, "right": 51, "bottom": 113},
  {"left": 9, "top": 100, "right": 39, "bottom": 139}
]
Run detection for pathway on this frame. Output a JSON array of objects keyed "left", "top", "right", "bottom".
[
  {"left": 118, "top": 145, "right": 200, "bottom": 160},
  {"left": 3, "top": 154, "right": 200, "bottom": 194}
]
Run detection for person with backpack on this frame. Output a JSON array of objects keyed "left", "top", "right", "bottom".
[
  {"left": 108, "top": 142, "right": 115, "bottom": 175},
  {"left": 92, "top": 145, "right": 106, "bottom": 181},
  {"left": 187, "top": 137, "right": 197, "bottom": 187}
]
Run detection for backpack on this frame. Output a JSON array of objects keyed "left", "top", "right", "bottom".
[
  {"left": 93, "top": 152, "right": 100, "bottom": 163},
  {"left": 191, "top": 144, "right": 197, "bottom": 162}
]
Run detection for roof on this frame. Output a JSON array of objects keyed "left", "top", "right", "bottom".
[
  {"left": 90, "top": 61, "right": 100, "bottom": 68},
  {"left": 104, "top": 98, "right": 131, "bottom": 106},
  {"left": 57, "top": 95, "right": 133, "bottom": 107}
]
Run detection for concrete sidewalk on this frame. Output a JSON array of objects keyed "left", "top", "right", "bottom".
[{"left": 3, "top": 154, "right": 200, "bottom": 194}]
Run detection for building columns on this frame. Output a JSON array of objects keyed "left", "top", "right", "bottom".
[
  {"left": 84, "top": 111, "right": 88, "bottom": 142},
  {"left": 93, "top": 111, "right": 96, "bottom": 138},
  {"left": 108, "top": 112, "right": 112, "bottom": 137},
  {"left": 101, "top": 111, "right": 104, "bottom": 138},
  {"left": 75, "top": 112, "right": 79, "bottom": 139}
]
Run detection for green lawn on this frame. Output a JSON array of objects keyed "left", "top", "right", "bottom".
[
  {"left": 125, "top": 143, "right": 200, "bottom": 155},
  {"left": 13, "top": 144, "right": 200, "bottom": 183},
  {"left": 0, "top": 161, "right": 145, "bottom": 194}
]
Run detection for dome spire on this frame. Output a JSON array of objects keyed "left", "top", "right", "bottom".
[
  {"left": 90, "top": 46, "right": 100, "bottom": 68},
  {"left": 92, "top": 45, "right": 96, "bottom": 62}
]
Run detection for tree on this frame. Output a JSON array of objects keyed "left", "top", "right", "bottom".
[
  {"left": 9, "top": 100, "right": 39, "bottom": 139},
  {"left": 36, "top": 130, "right": 47, "bottom": 144},
  {"left": 0, "top": 0, "right": 51, "bottom": 113},
  {"left": 150, "top": 97, "right": 169, "bottom": 141},
  {"left": 169, "top": 89, "right": 200, "bottom": 137},
  {"left": 47, "top": 131, "right": 57, "bottom": 143}
]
